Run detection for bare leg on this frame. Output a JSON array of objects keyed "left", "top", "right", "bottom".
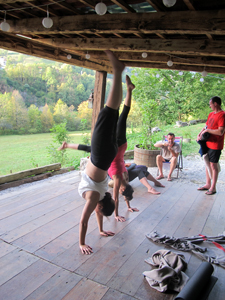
[
  {"left": 156, "top": 155, "right": 164, "bottom": 179},
  {"left": 167, "top": 157, "right": 177, "bottom": 181},
  {"left": 204, "top": 165, "right": 212, "bottom": 188},
  {"left": 146, "top": 173, "right": 165, "bottom": 187},
  {"left": 140, "top": 177, "right": 161, "bottom": 194},
  {"left": 104, "top": 51, "right": 125, "bottom": 110},
  {"left": 208, "top": 162, "right": 218, "bottom": 192},
  {"left": 125, "top": 75, "right": 135, "bottom": 107}
]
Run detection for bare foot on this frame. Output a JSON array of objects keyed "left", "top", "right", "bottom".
[
  {"left": 148, "top": 187, "right": 161, "bottom": 195},
  {"left": 58, "top": 141, "right": 67, "bottom": 151},
  {"left": 156, "top": 175, "right": 164, "bottom": 180},
  {"left": 154, "top": 182, "right": 165, "bottom": 188},
  {"left": 167, "top": 177, "right": 172, "bottom": 181},
  {"left": 126, "top": 75, "right": 135, "bottom": 90},
  {"left": 104, "top": 50, "right": 125, "bottom": 73}
]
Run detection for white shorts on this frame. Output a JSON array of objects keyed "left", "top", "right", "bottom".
[{"left": 78, "top": 171, "right": 109, "bottom": 201}]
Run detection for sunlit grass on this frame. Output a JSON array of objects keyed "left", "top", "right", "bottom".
[
  {"left": 0, "top": 123, "right": 212, "bottom": 176},
  {"left": 0, "top": 131, "right": 90, "bottom": 176}
]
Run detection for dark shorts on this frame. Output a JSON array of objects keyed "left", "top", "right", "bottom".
[
  {"left": 208, "top": 148, "right": 221, "bottom": 163},
  {"left": 91, "top": 106, "right": 119, "bottom": 171},
  {"left": 128, "top": 165, "right": 150, "bottom": 182}
]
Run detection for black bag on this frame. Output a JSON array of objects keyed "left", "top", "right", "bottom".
[{"left": 201, "top": 132, "right": 210, "bottom": 141}]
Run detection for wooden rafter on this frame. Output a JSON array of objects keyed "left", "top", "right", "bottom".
[
  {"left": 0, "top": 32, "right": 112, "bottom": 73},
  {"left": 183, "top": 0, "right": 195, "bottom": 11},
  {"left": 48, "top": 0, "right": 82, "bottom": 15},
  {"left": 7, "top": 10, "right": 225, "bottom": 36},
  {"left": 37, "top": 37, "right": 225, "bottom": 58},
  {"left": 110, "top": 0, "right": 136, "bottom": 13},
  {"left": 145, "top": 0, "right": 165, "bottom": 11}
]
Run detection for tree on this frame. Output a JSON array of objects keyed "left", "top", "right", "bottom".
[
  {"left": 41, "top": 104, "right": 54, "bottom": 132},
  {"left": 28, "top": 104, "right": 42, "bottom": 133},
  {"left": 53, "top": 99, "right": 69, "bottom": 124},
  {"left": 77, "top": 100, "right": 92, "bottom": 130}
]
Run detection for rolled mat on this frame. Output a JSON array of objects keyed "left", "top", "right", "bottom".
[{"left": 174, "top": 261, "right": 217, "bottom": 300}]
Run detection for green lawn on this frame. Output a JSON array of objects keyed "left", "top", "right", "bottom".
[
  {"left": 0, "top": 131, "right": 90, "bottom": 176},
  {"left": 0, "top": 123, "right": 206, "bottom": 176}
]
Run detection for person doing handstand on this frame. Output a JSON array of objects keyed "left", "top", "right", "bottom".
[
  {"left": 107, "top": 75, "right": 137, "bottom": 222},
  {"left": 72, "top": 51, "right": 125, "bottom": 254}
]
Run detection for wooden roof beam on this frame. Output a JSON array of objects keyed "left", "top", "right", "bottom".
[
  {"left": 78, "top": 51, "right": 225, "bottom": 68},
  {"left": 38, "top": 37, "right": 225, "bottom": 58},
  {"left": 0, "top": 33, "right": 112, "bottom": 73},
  {"left": 125, "top": 61, "right": 225, "bottom": 75},
  {"left": 8, "top": 10, "right": 225, "bottom": 36}
]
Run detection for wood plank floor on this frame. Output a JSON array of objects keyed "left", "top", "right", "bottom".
[{"left": 0, "top": 170, "right": 224, "bottom": 300}]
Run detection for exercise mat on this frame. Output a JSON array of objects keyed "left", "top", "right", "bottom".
[{"left": 174, "top": 261, "right": 217, "bottom": 300}]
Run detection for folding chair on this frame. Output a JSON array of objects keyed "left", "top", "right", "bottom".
[{"left": 157, "top": 135, "right": 183, "bottom": 178}]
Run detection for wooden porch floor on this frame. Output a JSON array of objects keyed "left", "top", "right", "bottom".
[{"left": 0, "top": 170, "right": 224, "bottom": 300}]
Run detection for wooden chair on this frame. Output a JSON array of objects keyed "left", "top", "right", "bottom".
[{"left": 157, "top": 135, "right": 183, "bottom": 178}]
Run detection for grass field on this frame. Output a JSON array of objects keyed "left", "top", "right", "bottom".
[
  {"left": 0, "top": 131, "right": 90, "bottom": 176},
  {"left": 0, "top": 123, "right": 208, "bottom": 176}
]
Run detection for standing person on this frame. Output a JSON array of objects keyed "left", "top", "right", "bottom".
[
  {"left": 154, "top": 133, "right": 181, "bottom": 181},
  {"left": 197, "top": 96, "right": 225, "bottom": 195},
  {"left": 77, "top": 50, "right": 125, "bottom": 254}
]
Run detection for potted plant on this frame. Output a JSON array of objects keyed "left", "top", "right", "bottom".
[
  {"left": 133, "top": 97, "right": 161, "bottom": 167},
  {"left": 183, "top": 129, "right": 191, "bottom": 143}
]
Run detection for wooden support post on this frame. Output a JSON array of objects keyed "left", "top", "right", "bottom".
[{"left": 91, "top": 70, "right": 107, "bottom": 136}]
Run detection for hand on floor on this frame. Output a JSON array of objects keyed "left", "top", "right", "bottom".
[{"left": 128, "top": 207, "right": 139, "bottom": 212}]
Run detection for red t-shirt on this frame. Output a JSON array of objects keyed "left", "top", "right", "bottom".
[
  {"left": 206, "top": 110, "right": 225, "bottom": 150},
  {"left": 108, "top": 142, "right": 127, "bottom": 180}
]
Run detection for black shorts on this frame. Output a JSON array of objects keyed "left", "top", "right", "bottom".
[
  {"left": 91, "top": 106, "right": 119, "bottom": 171},
  {"left": 208, "top": 148, "right": 221, "bottom": 163},
  {"left": 116, "top": 105, "right": 130, "bottom": 147}
]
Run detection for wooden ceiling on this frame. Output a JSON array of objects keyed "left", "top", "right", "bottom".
[{"left": 1, "top": 0, "right": 225, "bottom": 74}]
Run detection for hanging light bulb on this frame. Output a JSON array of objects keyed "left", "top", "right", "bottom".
[
  {"left": 163, "top": 0, "right": 177, "bottom": 8},
  {"left": 85, "top": 52, "right": 90, "bottom": 59},
  {"left": 95, "top": 2, "right": 107, "bottom": 15},
  {"left": 142, "top": 52, "right": 148, "bottom": 58},
  {"left": 42, "top": 6, "right": 53, "bottom": 28},
  {"left": 200, "top": 78, "right": 204, "bottom": 82},
  {"left": 167, "top": 58, "right": 173, "bottom": 67},
  {"left": 202, "top": 70, "right": 208, "bottom": 77},
  {"left": 0, "top": 11, "right": 10, "bottom": 32},
  {"left": 156, "top": 74, "right": 160, "bottom": 78},
  {"left": 179, "top": 71, "right": 183, "bottom": 76},
  {"left": 67, "top": 54, "right": 72, "bottom": 59}
]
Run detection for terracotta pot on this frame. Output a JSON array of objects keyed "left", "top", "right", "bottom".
[
  {"left": 134, "top": 145, "right": 160, "bottom": 167},
  {"left": 183, "top": 138, "right": 191, "bottom": 143}
]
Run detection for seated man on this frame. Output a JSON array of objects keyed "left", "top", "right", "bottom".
[{"left": 154, "top": 132, "right": 181, "bottom": 181}]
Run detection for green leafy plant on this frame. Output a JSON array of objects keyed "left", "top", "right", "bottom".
[
  {"left": 135, "top": 97, "right": 159, "bottom": 150},
  {"left": 47, "top": 122, "right": 70, "bottom": 164}
]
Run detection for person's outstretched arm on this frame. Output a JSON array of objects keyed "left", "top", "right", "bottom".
[
  {"left": 59, "top": 142, "right": 91, "bottom": 152},
  {"left": 95, "top": 209, "right": 115, "bottom": 237},
  {"left": 113, "top": 176, "right": 126, "bottom": 222},
  {"left": 79, "top": 191, "right": 99, "bottom": 254}
]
